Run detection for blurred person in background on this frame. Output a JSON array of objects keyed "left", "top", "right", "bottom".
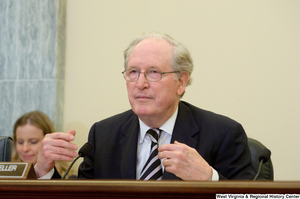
[{"left": 12, "top": 110, "right": 75, "bottom": 179}]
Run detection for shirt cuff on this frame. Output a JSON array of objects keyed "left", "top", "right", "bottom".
[
  {"left": 210, "top": 166, "right": 219, "bottom": 181},
  {"left": 34, "top": 163, "right": 55, "bottom": 179}
]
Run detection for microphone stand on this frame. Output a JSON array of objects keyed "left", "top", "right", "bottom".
[
  {"left": 61, "top": 155, "right": 80, "bottom": 180},
  {"left": 253, "top": 160, "right": 263, "bottom": 181},
  {"left": 61, "top": 142, "right": 93, "bottom": 179}
]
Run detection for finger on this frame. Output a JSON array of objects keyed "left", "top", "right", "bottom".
[
  {"left": 43, "top": 150, "right": 78, "bottom": 162},
  {"left": 163, "top": 159, "right": 178, "bottom": 175},
  {"left": 163, "top": 158, "right": 171, "bottom": 167},
  {"left": 45, "top": 132, "right": 75, "bottom": 142},
  {"left": 164, "top": 163, "right": 176, "bottom": 174},
  {"left": 43, "top": 138, "right": 78, "bottom": 151},
  {"left": 174, "top": 140, "right": 185, "bottom": 146},
  {"left": 158, "top": 142, "right": 184, "bottom": 152},
  {"left": 158, "top": 150, "right": 177, "bottom": 160},
  {"left": 174, "top": 140, "right": 180, "bottom": 144},
  {"left": 158, "top": 144, "right": 175, "bottom": 152},
  {"left": 43, "top": 144, "right": 78, "bottom": 159},
  {"left": 67, "top": 129, "right": 76, "bottom": 137},
  {"left": 53, "top": 145, "right": 78, "bottom": 157}
]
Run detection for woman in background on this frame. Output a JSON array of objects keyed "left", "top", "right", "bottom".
[{"left": 12, "top": 110, "right": 75, "bottom": 179}]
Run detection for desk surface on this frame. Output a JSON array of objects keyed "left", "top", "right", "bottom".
[{"left": 1, "top": 180, "right": 300, "bottom": 199}]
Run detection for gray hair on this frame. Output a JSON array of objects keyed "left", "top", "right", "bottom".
[{"left": 124, "top": 32, "right": 194, "bottom": 86}]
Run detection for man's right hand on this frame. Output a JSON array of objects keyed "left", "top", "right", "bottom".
[{"left": 37, "top": 129, "right": 78, "bottom": 178}]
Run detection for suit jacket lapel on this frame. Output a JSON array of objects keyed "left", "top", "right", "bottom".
[
  {"left": 120, "top": 113, "right": 139, "bottom": 179},
  {"left": 163, "top": 101, "right": 200, "bottom": 180}
]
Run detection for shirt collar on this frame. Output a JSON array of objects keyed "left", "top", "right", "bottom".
[{"left": 138, "top": 106, "right": 178, "bottom": 144}]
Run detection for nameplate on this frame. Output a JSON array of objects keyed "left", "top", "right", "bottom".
[{"left": 0, "top": 162, "right": 37, "bottom": 179}]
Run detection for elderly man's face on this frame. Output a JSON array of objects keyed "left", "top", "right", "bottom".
[{"left": 126, "top": 38, "right": 187, "bottom": 127}]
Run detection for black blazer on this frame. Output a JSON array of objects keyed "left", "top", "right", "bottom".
[{"left": 68, "top": 101, "right": 256, "bottom": 180}]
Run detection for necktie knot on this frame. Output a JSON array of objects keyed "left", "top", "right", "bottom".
[{"left": 147, "top": 129, "right": 160, "bottom": 143}]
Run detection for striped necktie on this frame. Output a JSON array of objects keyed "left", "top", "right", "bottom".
[{"left": 139, "top": 129, "right": 163, "bottom": 180}]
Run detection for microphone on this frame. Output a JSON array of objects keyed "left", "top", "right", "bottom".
[
  {"left": 253, "top": 148, "right": 271, "bottom": 181},
  {"left": 61, "top": 142, "right": 93, "bottom": 179}
]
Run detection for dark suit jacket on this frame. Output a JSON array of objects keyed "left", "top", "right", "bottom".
[{"left": 65, "top": 101, "right": 255, "bottom": 180}]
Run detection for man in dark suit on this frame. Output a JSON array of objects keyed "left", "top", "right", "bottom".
[{"left": 36, "top": 32, "right": 255, "bottom": 180}]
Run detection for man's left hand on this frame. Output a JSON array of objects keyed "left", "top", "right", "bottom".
[{"left": 158, "top": 141, "right": 212, "bottom": 181}]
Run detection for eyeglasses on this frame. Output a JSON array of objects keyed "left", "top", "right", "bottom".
[{"left": 122, "top": 69, "right": 180, "bottom": 82}]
